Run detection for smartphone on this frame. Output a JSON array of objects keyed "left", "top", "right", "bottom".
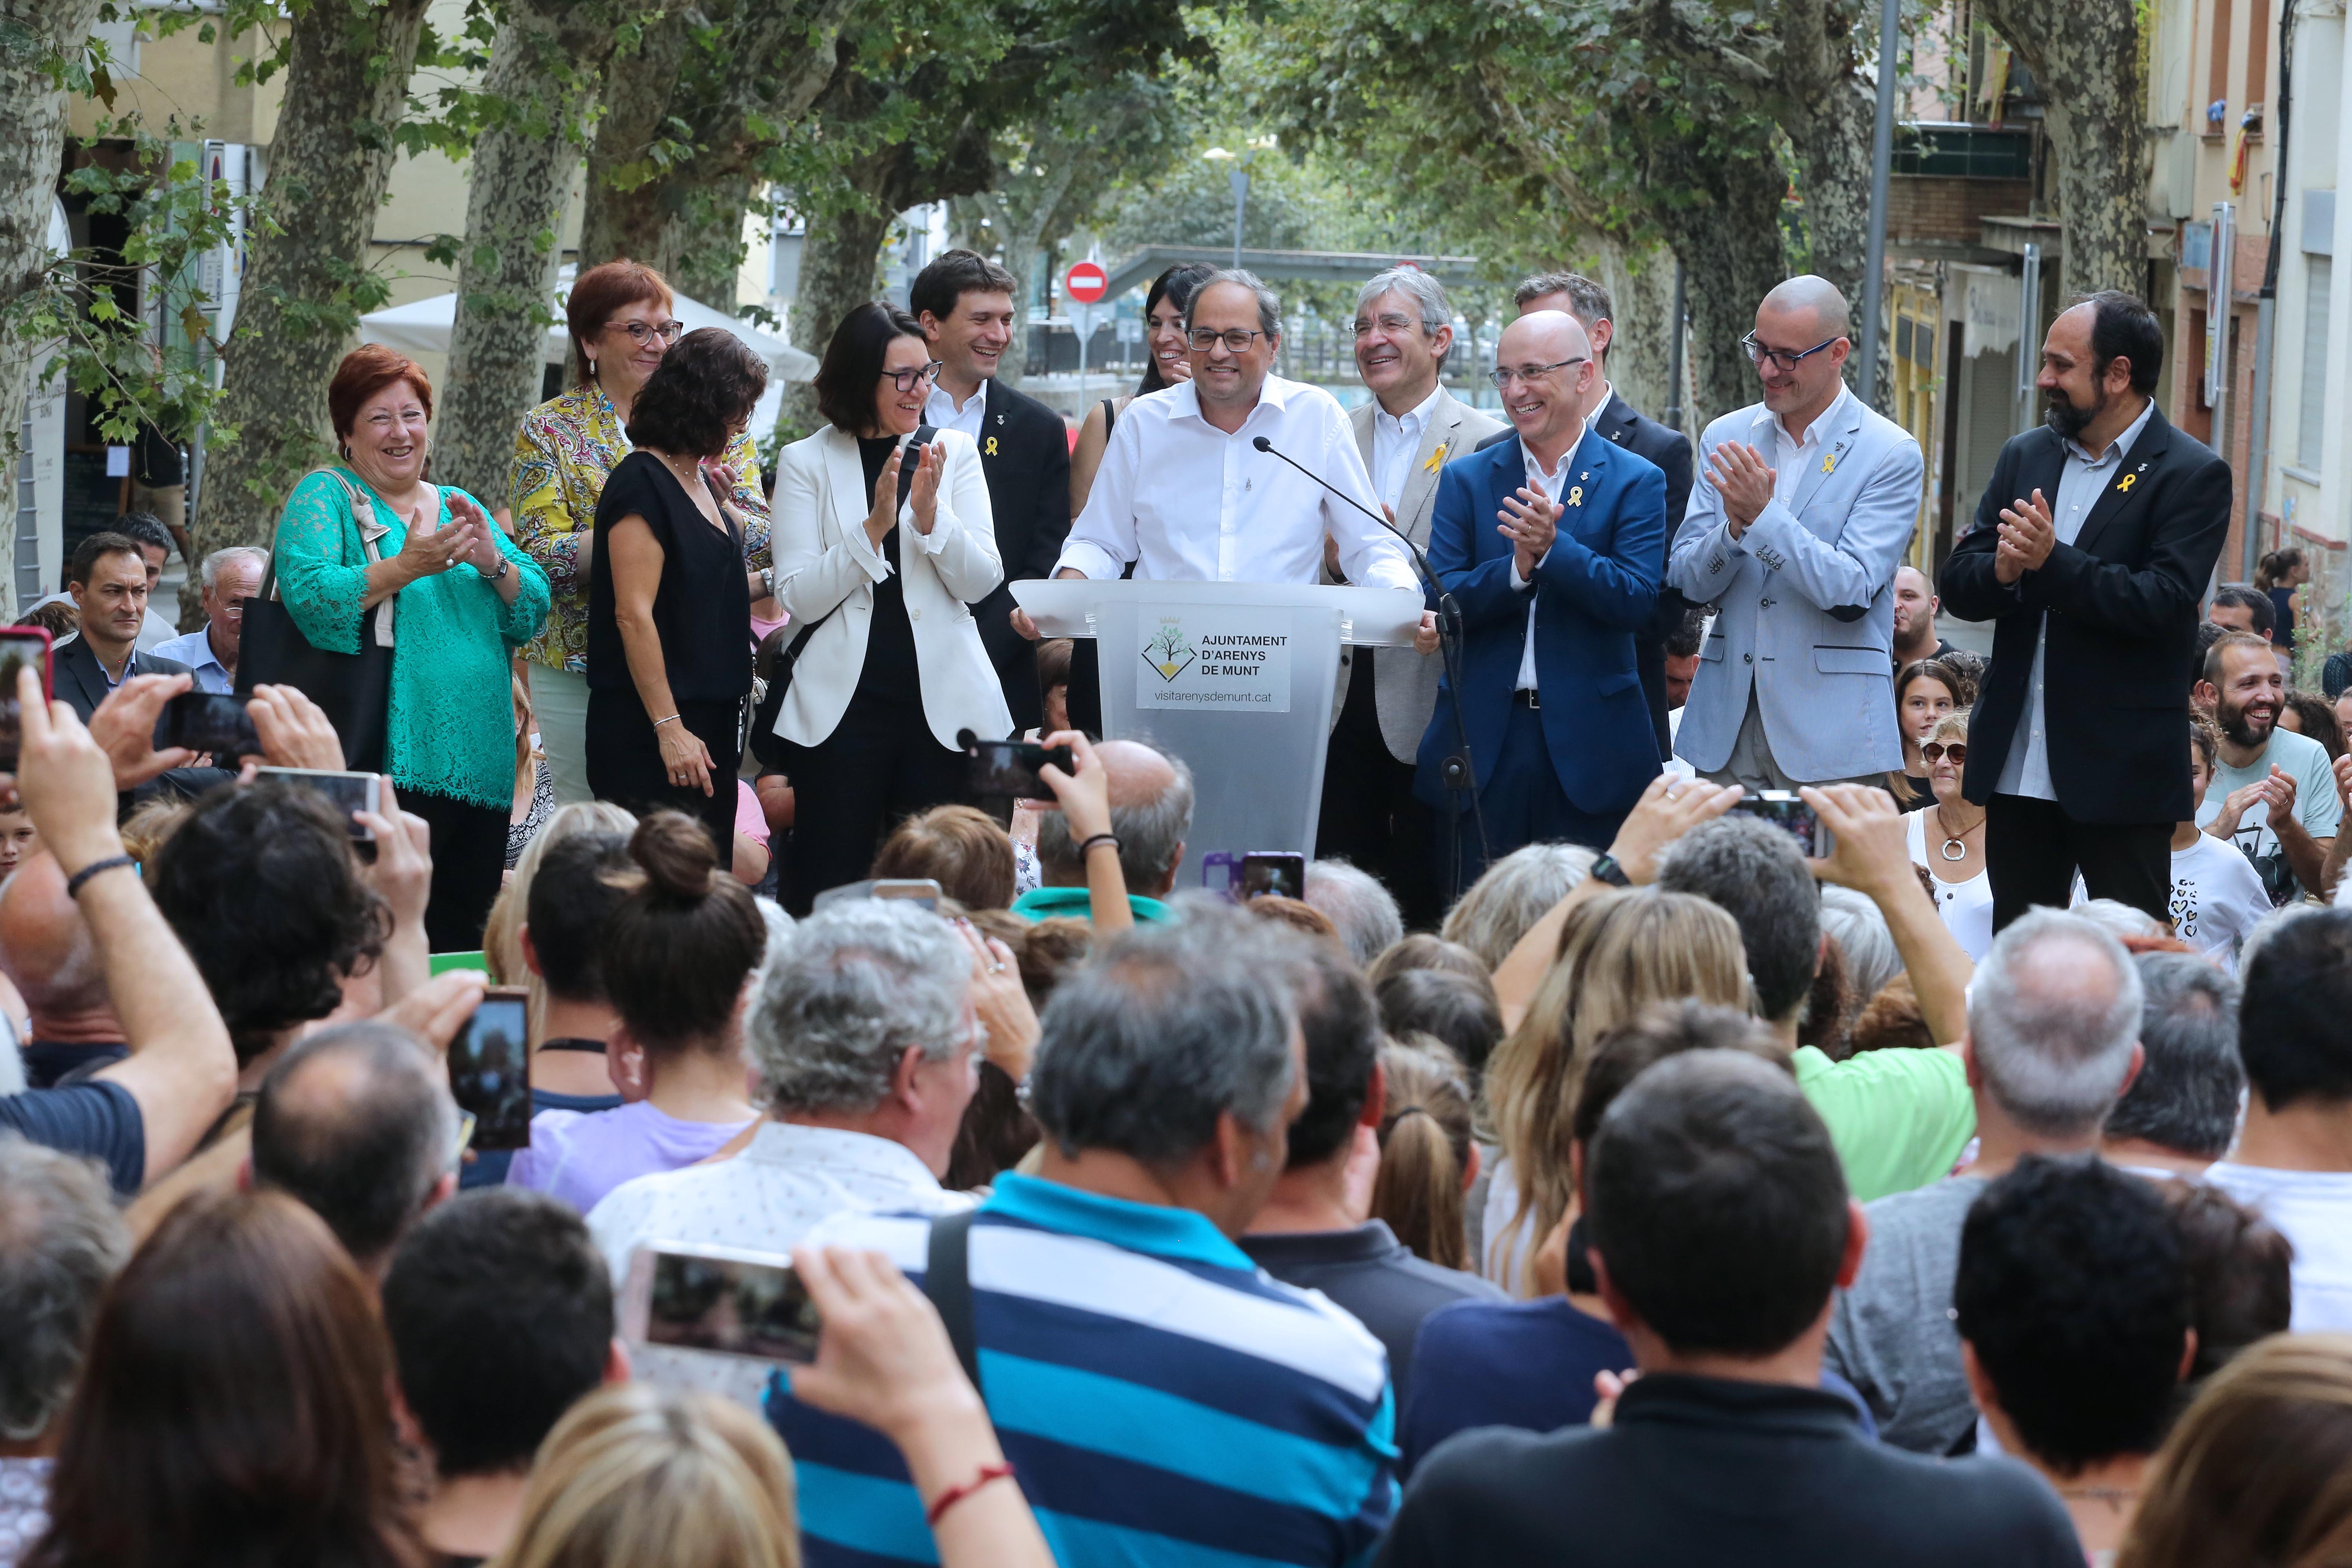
[
  {"left": 1242, "top": 851, "right": 1307, "bottom": 902},
  {"left": 156, "top": 691, "right": 261, "bottom": 755},
  {"left": 447, "top": 985, "right": 532, "bottom": 1151},
  {"left": 620, "top": 1243, "right": 821, "bottom": 1366},
  {"left": 957, "top": 727, "right": 1073, "bottom": 801},
  {"left": 1732, "top": 791, "right": 1827, "bottom": 858},
  {"left": 0, "top": 627, "right": 54, "bottom": 772},
  {"left": 811, "top": 877, "right": 944, "bottom": 913},
  {"left": 254, "top": 766, "right": 382, "bottom": 840}
]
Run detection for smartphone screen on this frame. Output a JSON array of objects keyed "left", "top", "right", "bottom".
[
  {"left": 958, "top": 728, "right": 1072, "bottom": 801},
  {"left": 157, "top": 691, "right": 261, "bottom": 755},
  {"left": 640, "top": 1247, "right": 821, "bottom": 1365},
  {"left": 254, "top": 766, "right": 381, "bottom": 840},
  {"left": 0, "top": 628, "right": 54, "bottom": 772},
  {"left": 1731, "top": 791, "right": 1825, "bottom": 858},
  {"left": 448, "top": 987, "right": 531, "bottom": 1151},
  {"left": 1242, "top": 851, "right": 1307, "bottom": 901}
]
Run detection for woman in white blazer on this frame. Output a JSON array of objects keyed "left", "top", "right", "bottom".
[{"left": 768, "top": 301, "right": 1012, "bottom": 910}]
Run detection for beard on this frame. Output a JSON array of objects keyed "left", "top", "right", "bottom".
[
  {"left": 2043, "top": 381, "right": 2111, "bottom": 441},
  {"left": 2217, "top": 692, "right": 2277, "bottom": 749}
]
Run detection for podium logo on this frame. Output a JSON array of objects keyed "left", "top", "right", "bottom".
[{"left": 1144, "top": 620, "right": 1197, "bottom": 683}]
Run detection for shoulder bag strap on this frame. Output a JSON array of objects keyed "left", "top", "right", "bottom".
[
  {"left": 898, "top": 424, "right": 938, "bottom": 514},
  {"left": 923, "top": 1207, "right": 984, "bottom": 1397}
]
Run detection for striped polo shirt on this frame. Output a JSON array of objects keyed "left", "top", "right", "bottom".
[{"left": 767, "top": 1172, "right": 1399, "bottom": 1566}]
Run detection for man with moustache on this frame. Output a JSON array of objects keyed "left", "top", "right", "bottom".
[
  {"left": 1415, "top": 309, "right": 1665, "bottom": 878},
  {"left": 1942, "top": 292, "right": 2232, "bottom": 929},
  {"left": 1323, "top": 268, "right": 1505, "bottom": 927},
  {"left": 2194, "top": 630, "right": 2340, "bottom": 903}
]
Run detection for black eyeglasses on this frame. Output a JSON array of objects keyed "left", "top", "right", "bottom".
[
  {"left": 1187, "top": 327, "right": 1270, "bottom": 353},
  {"left": 880, "top": 361, "right": 944, "bottom": 393},
  {"left": 1922, "top": 742, "right": 1969, "bottom": 765},
  {"left": 608, "top": 319, "right": 685, "bottom": 345},
  {"left": 1486, "top": 356, "right": 1588, "bottom": 390},
  {"left": 1742, "top": 332, "right": 1843, "bottom": 372}
]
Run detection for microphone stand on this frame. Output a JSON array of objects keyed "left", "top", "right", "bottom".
[{"left": 1252, "top": 434, "right": 1489, "bottom": 899}]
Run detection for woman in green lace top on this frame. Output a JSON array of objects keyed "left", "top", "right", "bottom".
[{"left": 274, "top": 345, "right": 550, "bottom": 951}]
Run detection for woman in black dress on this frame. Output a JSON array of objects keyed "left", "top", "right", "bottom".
[{"left": 585, "top": 329, "right": 770, "bottom": 854}]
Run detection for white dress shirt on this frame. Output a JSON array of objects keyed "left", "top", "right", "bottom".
[
  {"left": 1057, "top": 375, "right": 1415, "bottom": 590},
  {"left": 1370, "top": 385, "right": 1443, "bottom": 513},
  {"left": 1506, "top": 422, "right": 1585, "bottom": 690},
  {"left": 923, "top": 376, "right": 989, "bottom": 443},
  {"left": 1767, "top": 384, "right": 1857, "bottom": 506},
  {"left": 149, "top": 626, "right": 232, "bottom": 694},
  {"left": 1993, "top": 396, "right": 2157, "bottom": 801}
]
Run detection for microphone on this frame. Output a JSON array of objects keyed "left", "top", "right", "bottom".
[{"left": 1250, "top": 434, "right": 1439, "bottom": 597}]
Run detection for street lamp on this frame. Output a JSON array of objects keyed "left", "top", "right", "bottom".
[{"left": 1201, "top": 147, "right": 1246, "bottom": 269}]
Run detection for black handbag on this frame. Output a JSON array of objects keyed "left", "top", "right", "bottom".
[
  {"left": 748, "top": 426, "right": 933, "bottom": 768},
  {"left": 236, "top": 469, "right": 397, "bottom": 773}
]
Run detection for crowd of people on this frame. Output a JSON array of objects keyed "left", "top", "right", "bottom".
[{"left": 2, "top": 245, "right": 2350, "bottom": 1568}]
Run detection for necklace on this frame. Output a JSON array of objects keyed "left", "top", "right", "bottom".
[
  {"left": 2056, "top": 1484, "right": 2139, "bottom": 1509},
  {"left": 1933, "top": 803, "right": 1983, "bottom": 862}
]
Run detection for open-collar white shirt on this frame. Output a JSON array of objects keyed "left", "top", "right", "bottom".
[
  {"left": 1057, "top": 374, "right": 1415, "bottom": 590},
  {"left": 1370, "top": 384, "right": 1443, "bottom": 514},
  {"left": 1765, "top": 384, "right": 1858, "bottom": 508},
  {"left": 924, "top": 376, "right": 989, "bottom": 443},
  {"left": 1506, "top": 417, "right": 1589, "bottom": 690}
]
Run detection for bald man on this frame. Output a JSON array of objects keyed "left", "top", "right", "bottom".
[
  {"left": 1668, "top": 276, "right": 1925, "bottom": 790},
  {"left": 1011, "top": 738, "right": 1196, "bottom": 923},
  {"left": 1414, "top": 310, "right": 1666, "bottom": 886}
]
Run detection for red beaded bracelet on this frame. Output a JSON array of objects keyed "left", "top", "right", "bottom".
[{"left": 924, "top": 1461, "right": 1016, "bottom": 1528}]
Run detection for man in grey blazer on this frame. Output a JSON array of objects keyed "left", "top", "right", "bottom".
[
  {"left": 1668, "top": 276, "right": 1923, "bottom": 789},
  {"left": 1321, "top": 268, "right": 1506, "bottom": 928}
]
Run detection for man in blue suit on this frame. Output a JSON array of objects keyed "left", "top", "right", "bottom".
[{"left": 1416, "top": 310, "right": 1666, "bottom": 879}]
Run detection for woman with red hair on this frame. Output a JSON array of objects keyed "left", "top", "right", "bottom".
[{"left": 268, "top": 344, "right": 550, "bottom": 951}]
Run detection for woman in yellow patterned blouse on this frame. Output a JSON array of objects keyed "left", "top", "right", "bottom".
[{"left": 510, "top": 259, "right": 773, "bottom": 802}]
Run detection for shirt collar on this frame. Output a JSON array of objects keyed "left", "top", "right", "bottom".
[
  {"left": 746, "top": 1121, "right": 943, "bottom": 1189},
  {"left": 1169, "top": 371, "right": 1293, "bottom": 430},
  {"left": 929, "top": 379, "right": 986, "bottom": 420},
  {"left": 1525, "top": 417, "right": 1590, "bottom": 483},
  {"left": 2066, "top": 394, "right": 2157, "bottom": 466},
  {"left": 982, "top": 1172, "right": 1257, "bottom": 1271},
  {"left": 1374, "top": 384, "right": 1443, "bottom": 434},
  {"left": 1773, "top": 383, "right": 1855, "bottom": 449}
]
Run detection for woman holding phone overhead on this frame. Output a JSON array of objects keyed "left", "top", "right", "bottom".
[
  {"left": 768, "top": 302, "right": 1010, "bottom": 913},
  {"left": 585, "top": 328, "right": 770, "bottom": 858}
]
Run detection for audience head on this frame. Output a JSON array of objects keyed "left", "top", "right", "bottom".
[
  {"left": 1964, "top": 908, "right": 2145, "bottom": 1138},
  {"left": 599, "top": 812, "right": 767, "bottom": 1057},
  {"left": 872, "top": 805, "right": 1016, "bottom": 911},
  {"left": 1276, "top": 935, "right": 1383, "bottom": 1174},
  {"left": 0, "top": 1136, "right": 129, "bottom": 1446},
  {"left": 0, "top": 852, "right": 112, "bottom": 1037},
  {"left": 816, "top": 300, "right": 932, "bottom": 439},
  {"left": 909, "top": 247, "right": 1018, "bottom": 391},
  {"left": 1353, "top": 267, "right": 1457, "bottom": 403},
  {"left": 1657, "top": 813, "right": 1821, "bottom": 1029},
  {"left": 1818, "top": 884, "right": 1902, "bottom": 1006},
  {"left": 495, "top": 1384, "right": 798, "bottom": 1568},
  {"left": 484, "top": 800, "right": 637, "bottom": 985},
  {"left": 1751, "top": 275, "right": 1853, "bottom": 416},
  {"left": 150, "top": 778, "right": 391, "bottom": 1066},
  {"left": 1136, "top": 262, "right": 1217, "bottom": 395},
  {"left": 2116, "top": 1334, "right": 2352, "bottom": 1568},
  {"left": 2237, "top": 905, "right": 2352, "bottom": 1114},
  {"left": 1183, "top": 270, "right": 1284, "bottom": 411},
  {"left": 1374, "top": 966, "right": 1504, "bottom": 1082},
  {"left": 2161, "top": 1180, "right": 2292, "bottom": 1388},
  {"left": 1955, "top": 1156, "right": 2191, "bottom": 1477},
  {"left": 381, "top": 1189, "right": 617, "bottom": 1481},
  {"left": 1848, "top": 973, "right": 1936, "bottom": 1054},
  {"left": 748, "top": 898, "right": 979, "bottom": 1176},
  {"left": 2279, "top": 687, "right": 2346, "bottom": 762},
  {"left": 198, "top": 546, "right": 267, "bottom": 659},
  {"left": 2207, "top": 584, "right": 2275, "bottom": 641},
  {"left": 626, "top": 327, "right": 767, "bottom": 460},
  {"left": 1512, "top": 270, "right": 1611, "bottom": 339},
  {"left": 1371, "top": 1037, "right": 1478, "bottom": 1269},
  {"left": 1028, "top": 913, "right": 1306, "bottom": 1232},
  {"left": 251, "top": 1020, "right": 458, "bottom": 1276},
  {"left": 65, "top": 532, "right": 149, "bottom": 658},
  {"left": 1302, "top": 859, "right": 1403, "bottom": 968},
  {"left": 2042, "top": 292, "right": 2162, "bottom": 443},
  {"left": 1440, "top": 842, "right": 1595, "bottom": 970},
  {"left": 1035, "top": 739, "right": 1192, "bottom": 895},
  {"left": 327, "top": 344, "right": 434, "bottom": 494},
  {"left": 566, "top": 258, "right": 675, "bottom": 389},
  {"left": 1586, "top": 1051, "right": 1857, "bottom": 1361},
  {"left": 2106, "top": 953, "right": 2244, "bottom": 1164},
  {"left": 2198, "top": 630, "right": 2283, "bottom": 750},
  {"left": 32, "top": 1190, "right": 414, "bottom": 1568},
  {"left": 521, "top": 826, "right": 637, "bottom": 1004},
  {"left": 1494, "top": 310, "right": 1595, "bottom": 449},
  {"left": 1892, "top": 564, "right": 1939, "bottom": 645},
  {"left": 1663, "top": 608, "right": 1704, "bottom": 707},
  {"left": 1570, "top": 1001, "right": 1788, "bottom": 1203},
  {"left": 1365, "top": 931, "right": 1490, "bottom": 989}
]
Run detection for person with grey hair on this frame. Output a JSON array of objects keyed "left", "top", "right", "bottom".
[
  {"left": 1015, "top": 737, "right": 1189, "bottom": 923},
  {"left": 1321, "top": 270, "right": 1506, "bottom": 929},
  {"left": 772, "top": 912, "right": 1402, "bottom": 1565},
  {"left": 1303, "top": 858, "right": 1404, "bottom": 967},
  {"left": 1826, "top": 907, "right": 2146, "bottom": 1454},
  {"left": 151, "top": 545, "right": 269, "bottom": 694},
  {"left": 1439, "top": 841, "right": 1595, "bottom": 970},
  {"left": 0, "top": 1136, "right": 130, "bottom": 1562},
  {"left": 583, "top": 898, "right": 987, "bottom": 1283},
  {"left": 250, "top": 1019, "right": 463, "bottom": 1279},
  {"left": 1818, "top": 884, "right": 1902, "bottom": 1004},
  {"left": 2103, "top": 952, "right": 2244, "bottom": 1177}
]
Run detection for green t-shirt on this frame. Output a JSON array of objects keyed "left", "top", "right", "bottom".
[
  {"left": 1792, "top": 1044, "right": 1976, "bottom": 1203},
  {"left": 1009, "top": 887, "right": 1172, "bottom": 924}
]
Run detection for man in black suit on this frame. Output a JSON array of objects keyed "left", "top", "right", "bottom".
[
  {"left": 912, "top": 249, "right": 1072, "bottom": 733},
  {"left": 1942, "top": 291, "right": 2231, "bottom": 930},
  {"left": 53, "top": 532, "right": 194, "bottom": 724},
  {"left": 1479, "top": 272, "right": 1694, "bottom": 754}
]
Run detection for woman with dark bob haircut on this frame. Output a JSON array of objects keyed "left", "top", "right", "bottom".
[
  {"left": 23, "top": 1189, "right": 424, "bottom": 1568},
  {"left": 584, "top": 327, "right": 770, "bottom": 856},
  {"left": 767, "top": 301, "right": 1010, "bottom": 912}
]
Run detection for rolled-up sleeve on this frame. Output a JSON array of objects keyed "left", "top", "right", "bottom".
[
  {"left": 1058, "top": 412, "right": 1141, "bottom": 578},
  {"left": 273, "top": 471, "right": 368, "bottom": 654}
]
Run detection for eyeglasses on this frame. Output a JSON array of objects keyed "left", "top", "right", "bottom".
[
  {"left": 880, "top": 361, "right": 944, "bottom": 393},
  {"left": 1486, "top": 356, "right": 1588, "bottom": 390},
  {"left": 1352, "top": 312, "right": 1428, "bottom": 337},
  {"left": 1921, "top": 742, "right": 1969, "bottom": 765},
  {"left": 1187, "top": 327, "right": 1270, "bottom": 353},
  {"left": 607, "top": 318, "right": 684, "bottom": 345},
  {"left": 1741, "top": 332, "right": 1842, "bottom": 372}
]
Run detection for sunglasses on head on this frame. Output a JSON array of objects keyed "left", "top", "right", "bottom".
[{"left": 1922, "top": 742, "right": 1968, "bottom": 765}]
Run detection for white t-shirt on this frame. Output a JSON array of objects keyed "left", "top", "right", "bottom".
[
  {"left": 2203, "top": 1162, "right": 2352, "bottom": 1331},
  {"left": 2196, "top": 726, "right": 2342, "bottom": 872},
  {"left": 1905, "top": 810, "right": 1995, "bottom": 960},
  {"left": 2165, "top": 833, "right": 2274, "bottom": 960}
]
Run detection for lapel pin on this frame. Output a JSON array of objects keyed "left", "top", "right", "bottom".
[
  {"left": 2116, "top": 473, "right": 2136, "bottom": 493},
  {"left": 1821, "top": 453, "right": 1837, "bottom": 474},
  {"left": 1424, "top": 443, "right": 1447, "bottom": 473},
  {"left": 984, "top": 437, "right": 999, "bottom": 457},
  {"left": 1566, "top": 486, "right": 1585, "bottom": 508}
]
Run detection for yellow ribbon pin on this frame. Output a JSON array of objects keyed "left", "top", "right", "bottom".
[
  {"left": 1821, "top": 453, "right": 1837, "bottom": 474},
  {"left": 1566, "top": 486, "right": 1585, "bottom": 508},
  {"left": 1424, "top": 442, "right": 1447, "bottom": 473},
  {"left": 984, "top": 437, "right": 999, "bottom": 456},
  {"left": 2116, "top": 473, "right": 2136, "bottom": 492}
]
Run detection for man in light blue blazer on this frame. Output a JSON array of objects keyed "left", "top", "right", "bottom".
[{"left": 1668, "top": 277, "right": 1924, "bottom": 788}]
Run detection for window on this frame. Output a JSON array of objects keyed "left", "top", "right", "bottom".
[{"left": 2299, "top": 254, "right": 2331, "bottom": 469}]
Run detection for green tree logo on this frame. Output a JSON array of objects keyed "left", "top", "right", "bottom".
[{"left": 1143, "top": 620, "right": 1195, "bottom": 682}]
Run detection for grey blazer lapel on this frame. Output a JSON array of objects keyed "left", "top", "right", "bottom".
[
  {"left": 1350, "top": 401, "right": 1376, "bottom": 470},
  {"left": 1392, "top": 401, "right": 1461, "bottom": 549},
  {"left": 1784, "top": 401, "right": 1867, "bottom": 525}
]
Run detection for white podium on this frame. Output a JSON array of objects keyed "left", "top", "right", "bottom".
[{"left": 1012, "top": 579, "right": 1424, "bottom": 891}]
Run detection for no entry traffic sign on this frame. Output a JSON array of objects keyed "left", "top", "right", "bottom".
[{"left": 1065, "top": 261, "right": 1109, "bottom": 304}]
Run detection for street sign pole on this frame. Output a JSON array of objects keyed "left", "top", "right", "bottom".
[{"left": 1065, "top": 263, "right": 1111, "bottom": 414}]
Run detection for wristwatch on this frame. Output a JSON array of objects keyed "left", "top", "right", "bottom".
[
  {"left": 1590, "top": 852, "right": 1632, "bottom": 888},
  {"left": 489, "top": 555, "right": 511, "bottom": 583}
]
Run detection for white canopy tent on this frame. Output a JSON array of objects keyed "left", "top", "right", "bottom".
[{"left": 358, "top": 266, "right": 816, "bottom": 435}]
